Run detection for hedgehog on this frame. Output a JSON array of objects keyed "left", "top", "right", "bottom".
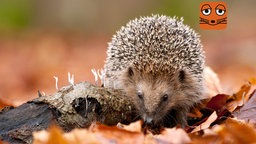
[{"left": 103, "top": 15, "right": 205, "bottom": 129}]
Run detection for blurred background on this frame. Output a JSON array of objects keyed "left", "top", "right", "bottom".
[{"left": 0, "top": 0, "right": 255, "bottom": 106}]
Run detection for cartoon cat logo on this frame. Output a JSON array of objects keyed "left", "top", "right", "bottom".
[{"left": 200, "top": 2, "right": 227, "bottom": 30}]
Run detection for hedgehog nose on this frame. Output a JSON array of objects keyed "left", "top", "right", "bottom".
[{"left": 144, "top": 117, "right": 153, "bottom": 125}]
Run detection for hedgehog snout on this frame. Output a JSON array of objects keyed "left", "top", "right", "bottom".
[
  {"left": 142, "top": 113, "right": 154, "bottom": 126},
  {"left": 144, "top": 116, "right": 153, "bottom": 125}
]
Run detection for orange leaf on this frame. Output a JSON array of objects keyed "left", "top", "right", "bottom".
[
  {"left": 190, "top": 133, "right": 221, "bottom": 144},
  {"left": 233, "top": 90, "right": 256, "bottom": 123},
  {"left": 118, "top": 120, "right": 142, "bottom": 132},
  {"left": 249, "top": 78, "right": 256, "bottom": 85},
  {"left": 0, "top": 98, "right": 12, "bottom": 110},
  {"left": 33, "top": 125, "right": 69, "bottom": 144},
  {"left": 227, "top": 82, "right": 251, "bottom": 112},
  {"left": 192, "top": 111, "right": 217, "bottom": 133},
  {"left": 206, "top": 94, "right": 229, "bottom": 113},
  {"left": 63, "top": 129, "right": 101, "bottom": 144},
  {"left": 155, "top": 128, "right": 191, "bottom": 143},
  {"left": 92, "top": 124, "right": 144, "bottom": 144},
  {"left": 217, "top": 118, "right": 256, "bottom": 144},
  {"left": 188, "top": 107, "right": 203, "bottom": 118},
  {"left": 47, "top": 126, "right": 68, "bottom": 144},
  {"left": 203, "top": 66, "right": 223, "bottom": 98}
]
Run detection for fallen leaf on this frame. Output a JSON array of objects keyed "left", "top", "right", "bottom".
[
  {"left": 190, "top": 118, "right": 256, "bottom": 144},
  {"left": 144, "top": 134, "right": 158, "bottom": 144},
  {"left": 249, "top": 78, "right": 256, "bottom": 85},
  {"left": 118, "top": 120, "right": 142, "bottom": 132},
  {"left": 206, "top": 94, "right": 229, "bottom": 113},
  {"left": 192, "top": 111, "right": 218, "bottom": 133},
  {"left": 217, "top": 118, "right": 256, "bottom": 144},
  {"left": 188, "top": 107, "right": 203, "bottom": 118},
  {"left": 233, "top": 90, "right": 256, "bottom": 124},
  {"left": 33, "top": 122, "right": 144, "bottom": 144},
  {"left": 63, "top": 129, "right": 102, "bottom": 144},
  {"left": 227, "top": 82, "right": 252, "bottom": 112},
  {"left": 190, "top": 133, "right": 221, "bottom": 144},
  {"left": 203, "top": 66, "right": 223, "bottom": 98},
  {"left": 33, "top": 130, "right": 49, "bottom": 144},
  {"left": 92, "top": 124, "right": 144, "bottom": 144},
  {"left": 47, "top": 126, "right": 69, "bottom": 144},
  {"left": 0, "top": 98, "right": 12, "bottom": 110},
  {"left": 155, "top": 128, "right": 191, "bottom": 144},
  {"left": 186, "top": 95, "right": 231, "bottom": 133},
  {"left": 33, "top": 125, "right": 69, "bottom": 144}
]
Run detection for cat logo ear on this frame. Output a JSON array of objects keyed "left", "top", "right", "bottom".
[{"left": 199, "top": 2, "right": 227, "bottom": 30}]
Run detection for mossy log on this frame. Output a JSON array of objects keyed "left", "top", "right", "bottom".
[{"left": 0, "top": 82, "right": 137, "bottom": 144}]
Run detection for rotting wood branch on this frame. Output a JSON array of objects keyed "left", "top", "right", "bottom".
[{"left": 0, "top": 82, "right": 137, "bottom": 144}]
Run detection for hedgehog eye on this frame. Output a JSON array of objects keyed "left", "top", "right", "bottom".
[
  {"left": 137, "top": 91, "right": 144, "bottom": 100},
  {"left": 162, "top": 94, "right": 168, "bottom": 102}
]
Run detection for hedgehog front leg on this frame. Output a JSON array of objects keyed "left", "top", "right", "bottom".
[
  {"left": 164, "top": 108, "right": 188, "bottom": 128},
  {"left": 175, "top": 108, "right": 188, "bottom": 128}
]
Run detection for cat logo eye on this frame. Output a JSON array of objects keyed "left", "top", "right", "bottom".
[
  {"left": 215, "top": 4, "right": 226, "bottom": 16},
  {"left": 201, "top": 4, "right": 212, "bottom": 16}
]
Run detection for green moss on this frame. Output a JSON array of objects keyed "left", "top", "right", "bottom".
[{"left": 0, "top": 0, "right": 32, "bottom": 30}]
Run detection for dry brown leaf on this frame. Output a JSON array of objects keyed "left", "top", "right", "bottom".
[
  {"left": 0, "top": 98, "right": 12, "bottom": 110},
  {"left": 155, "top": 128, "right": 191, "bottom": 144},
  {"left": 249, "top": 78, "right": 256, "bottom": 84},
  {"left": 192, "top": 111, "right": 217, "bottom": 133},
  {"left": 227, "top": 81, "right": 254, "bottom": 112},
  {"left": 188, "top": 107, "right": 203, "bottom": 118},
  {"left": 217, "top": 118, "right": 256, "bottom": 144},
  {"left": 33, "top": 130, "right": 49, "bottom": 144},
  {"left": 118, "top": 120, "right": 142, "bottom": 132},
  {"left": 34, "top": 123, "right": 144, "bottom": 144},
  {"left": 63, "top": 129, "right": 102, "bottom": 144},
  {"left": 34, "top": 126, "right": 111, "bottom": 144},
  {"left": 203, "top": 66, "right": 223, "bottom": 98},
  {"left": 47, "top": 126, "right": 69, "bottom": 144},
  {"left": 144, "top": 134, "right": 158, "bottom": 144},
  {"left": 92, "top": 124, "right": 144, "bottom": 144},
  {"left": 233, "top": 90, "right": 256, "bottom": 124},
  {"left": 190, "top": 118, "right": 256, "bottom": 144},
  {"left": 206, "top": 94, "right": 229, "bottom": 113},
  {"left": 190, "top": 134, "right": 222, "bottom": 144},
  {"left": 33, "top": 125, "right": 69, "bottom": 144}
]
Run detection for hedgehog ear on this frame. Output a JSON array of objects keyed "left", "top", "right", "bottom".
[
  {"left": 177, "top": 69, "right": 186, "bottom": 83},
  {"left": 127, "top": 66, "right": 134, "bottom": 77}
]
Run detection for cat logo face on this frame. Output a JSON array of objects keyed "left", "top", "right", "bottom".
[{"left": 200, "top": 2, "right": 227, "bottom": 30}]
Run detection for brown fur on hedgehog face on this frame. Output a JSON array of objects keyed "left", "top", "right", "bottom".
[{"left": 121, "top": 65, "right": 204, "bottom": 128}]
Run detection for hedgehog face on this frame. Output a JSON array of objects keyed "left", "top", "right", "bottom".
[
  {"left": 122, "top": 66, "right": 202, "bottom": 128},
  {"left": 134, "top": 77, "right": 176, "bottom": 126}
]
